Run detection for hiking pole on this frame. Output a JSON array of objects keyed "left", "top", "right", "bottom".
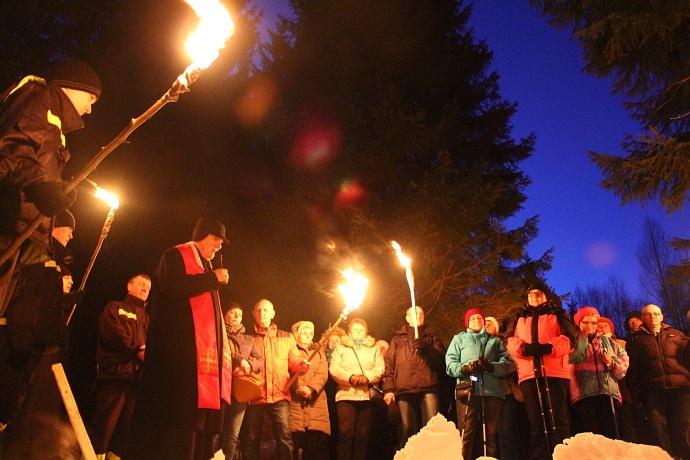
[
  {"left": 533, "top": 356, "right": 552, "bottom": 457},
  {"left": 540, "top": 359, "right": 557, "bottom": 432},
  {"left": 480, "top": 371, "right": 487, "bottom": 457},
  {"left": 602, "top": 340, "right": 620, "bottom": 439}
]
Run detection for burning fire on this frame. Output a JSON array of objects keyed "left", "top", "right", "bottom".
[
  {"left": 94, "top": 188, "right": 119, "bottom": 210},
  {"left": 183, "top": 0, "right": 235, "bottom": 71},
  {"left": 338, "top": 267, "right": 368, "bottom": 312},
  {"left": 391, "top": 241, "right": 411, "bottom": 268}
]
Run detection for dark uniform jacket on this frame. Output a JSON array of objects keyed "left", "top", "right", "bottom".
[
  {"left": 96, "top": 293, "right": 149, "bottom": 382},
  {"left": 0, "top": 78, "right": 84, "bottom": 247},
  {"left": 382, "top": 324, "right": 446, "bottom": 396}
]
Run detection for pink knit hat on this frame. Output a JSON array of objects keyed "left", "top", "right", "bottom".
[
  {"left": 465, "top": 308, "right": 484, "bottom": 328},
  {"left": 574, "top": 306, "right": 599, "bottom": 326},
  {"left": 598, "top": 317, "right": 615, "bottom": 334}
]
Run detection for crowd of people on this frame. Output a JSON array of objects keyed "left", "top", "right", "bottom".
[{"left": 1, "top": 59, "right": 690, "bottom": 460}]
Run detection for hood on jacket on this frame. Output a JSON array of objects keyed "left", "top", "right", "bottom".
[{"left": 341, "top": 335, "right": 376, "bottom": 349}]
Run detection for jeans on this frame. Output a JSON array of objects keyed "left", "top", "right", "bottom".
[
  {"left": 643, "top": 389, "right": 690, "bottom": 459},
  {"left": 396, "top": 392, "right": 439, "bottom": 448},
  {"left": 221, "top": 399, "right": 247, "bottom": 459},
  {"left": 242, "top": 400, "right": 293, "bottom": 460},
  {"left": 336, "top": 400, "right": 374, "bottom": 460}
]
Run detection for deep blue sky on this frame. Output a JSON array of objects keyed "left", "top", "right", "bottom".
[{"left": 251, "top": 0, "right": 688, "bottom": 299}]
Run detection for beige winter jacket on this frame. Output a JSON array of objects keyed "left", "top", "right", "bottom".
[{"left": 329, "top": 335, "right": 384, "bottom": 402}]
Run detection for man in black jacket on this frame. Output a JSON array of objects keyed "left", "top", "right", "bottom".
[
  {"left": 0, "top": 59, "right": 101, "bottom": 312},
  {"left": 382, "top": 306, "right": 446, "bottom": 448},
  {"left": 90, "top": 274, "right": 151, "bottom": 459},
  {"left": 627, "top": 303, "right": 690, "bottom": 459}
]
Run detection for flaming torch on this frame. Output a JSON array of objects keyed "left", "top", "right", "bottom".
[
  {"left": 64, "top": 187, "right": 119, "bottom": 326},
  {"left": 391, "top": 241, "right": 417, "bottom": 338},
  {"left": 285, "top": 266, "right": 368, "bottom": 391},
  {"left": 0, "top": 0, "right": 235, "bottom": 267}
]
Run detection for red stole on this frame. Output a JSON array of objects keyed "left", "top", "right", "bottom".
[{"left": 176, "top": 243, "right": 232, "bottom": 409}]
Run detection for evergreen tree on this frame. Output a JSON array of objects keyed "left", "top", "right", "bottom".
[
  {"left": 255, "top": 0, "right": 550, "bottom": 339},
  {"left": 529, "top": 1, "right": 690, "bottom": 214}
]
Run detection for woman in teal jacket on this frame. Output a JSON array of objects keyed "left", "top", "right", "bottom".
[{"left": 446, "top": 308, "right": 514, "bottom": 459}]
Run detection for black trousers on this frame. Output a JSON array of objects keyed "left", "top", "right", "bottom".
[
  {"left": 292, "top": 429, "right": 330, "bottom": 460},
  {"left": 336, "top": 400, "right": 374, "bottom": 460},
  {"left": 91, "top": 379, "right": 138, "bottom": 455},
  {"left": 456, "top": 394, "right": 501, "bottom": 459},
  {"left": 571, "top": 394, "right": 618, "bottom": 440},
  {"left": 520, "top": 377, "right": 570, "bottom": 460}
]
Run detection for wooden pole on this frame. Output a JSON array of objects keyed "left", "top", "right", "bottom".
[
  {"left": 284, "top": 313, "right": 348, "bottom": 392},
  {"left": 51, "top": 363, "right": 97, "bottom": 460}
]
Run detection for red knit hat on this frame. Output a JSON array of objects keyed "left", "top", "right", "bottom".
[
  {"left": 574, "top": 306, "right": 599, "bottom": 326},
  {"left": 465, "top": 308, "right": 484, "bottom": 328},
  {"left": 598, "top": 317, "right": 615, "bottom": 334}
]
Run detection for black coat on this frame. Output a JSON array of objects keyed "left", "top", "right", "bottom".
[
  {"left": 130, "top": 245, "right": 223, "bottom": 430},
  {"left": 381, "top": 324, "right": 446, "bottom": 396},
  {"left": 627, "top": 323, "right": 690, "bottom": 394}
]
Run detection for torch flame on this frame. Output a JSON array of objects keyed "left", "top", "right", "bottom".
[
  {"left": 183, "top": 0, "right": 235, "bottom": 70},
  {"left": 391, "top": 241, "right": 411, "bottom": 268},
  {"left": 94, "top": 188, "right": 119, "bottom": 210},
  {"left": 338, "top": 267, "right": 368, "bottom": 312}
]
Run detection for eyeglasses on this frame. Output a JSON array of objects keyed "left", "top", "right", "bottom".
[{"left": 528, "top": 290, "right": 545, "bottom": 297}]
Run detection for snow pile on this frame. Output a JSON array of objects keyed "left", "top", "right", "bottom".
[
  {"left": 553, "top": 432, "right": 673, "bottom": 460},
  {"left": 394, "top": 413, "right": 468, "bottom": 460}
]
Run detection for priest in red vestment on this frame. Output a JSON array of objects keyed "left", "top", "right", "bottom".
[{"left": 127, "top": 217, "right": 233, "bottom": 460}]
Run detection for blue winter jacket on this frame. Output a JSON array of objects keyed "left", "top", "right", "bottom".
[{"left": 446, "top": 328, "right": 514, "bottom": 399}]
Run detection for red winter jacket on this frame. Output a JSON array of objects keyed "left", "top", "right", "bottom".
[{"left": 506, "top": 303, "right": 578, "bottom": 384}]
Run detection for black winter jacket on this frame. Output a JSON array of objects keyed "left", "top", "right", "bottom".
[
  {"left": 627, "top": 323, "right": 690, "bottom": 394},
  {"left": 382, "top": 324, "right": 446, "bottom": 396},
  {"left": 97, "top": 294, "right": 149, "bottom": 382}
]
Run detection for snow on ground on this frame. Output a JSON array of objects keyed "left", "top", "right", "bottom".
[
  {"left": 553, "top": 432, "right": 673, "bottom": 460},
  {"left": 394, "top": 413, "right": 465, "bottom": 460},
  {"left": 393, "top": 413, "right": 674, "bottom": 460},
  {"left": 211, "top": 413, "right": 674, "bottom": 460}
]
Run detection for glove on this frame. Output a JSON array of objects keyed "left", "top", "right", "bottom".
[
  {"left": 65, "top": 289, "right": 86, "bottom": 305},
  {"left": 478, "top": 356, "right": 494, "bottom": 373},
  {"left": 25, "top": 181, "right": 76, "bottom": 217},
  {"left": 460, "top": 360, "right": 481, "bottom": 375},
  {"left": 413, "top": 337, "right": 430, "bottom": 350},
  {"left": 521, "top": 342, "right": 553, "bottom": 358},
  {"left": 349, "top": 374, "right": 369, "bottom": 387}
]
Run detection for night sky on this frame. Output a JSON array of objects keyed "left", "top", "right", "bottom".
[
  {"left": 247, "top": 1, "right": 690, "bottom": 306},
  {"left": 468, "top": 1, "right": 689, "bottom": 300}
]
